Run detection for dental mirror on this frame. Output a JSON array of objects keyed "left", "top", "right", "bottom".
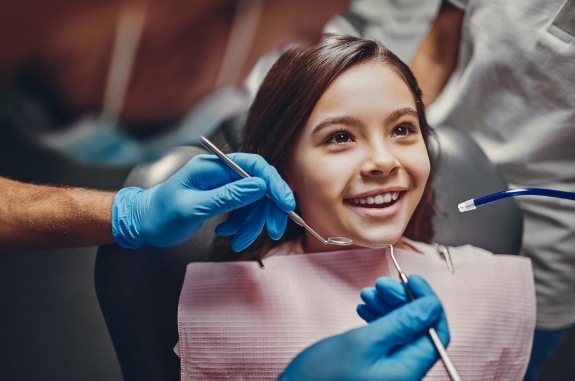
[
  {"left": 327, "top": 237, "right": 354, "bottom": 245},
  {"left": 286, "top": 211, "right": 353, "bottom": 246},
  {"left": 198, "top": 136, "right": 354, "bottom": 247}
]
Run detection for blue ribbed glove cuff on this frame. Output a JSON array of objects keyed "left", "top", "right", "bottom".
[{"left": 112, "top": 186, "right": 144, "bottom": 250}]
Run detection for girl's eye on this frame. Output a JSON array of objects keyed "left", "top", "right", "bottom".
[
  {"left": 392, "top": 122, "right": 417, "bottom": 137},
  {"left": 325, "top": 131, "right": 354, "bottom": 144}
]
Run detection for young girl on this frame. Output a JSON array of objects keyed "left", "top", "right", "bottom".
[{"left": 177, "top": 34, "right": 535, "bottom": 380}]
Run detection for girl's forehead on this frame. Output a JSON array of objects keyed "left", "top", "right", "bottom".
[
  {"left": 306, "top": 63, "right": 416, "bottom": 124},
  {"left": 326, "top": 62, "right": 411, "bottom": 96}
]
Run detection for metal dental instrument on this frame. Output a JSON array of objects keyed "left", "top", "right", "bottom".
[
  {"left": 385, "top": 244, "right": 462, "bottom": 381},
  {"left": 458, "top": 188, "right": 575, "bottom": 213},
  {"left": 198, "top": 136, "right": 354, "bottom": 248},
  {"left": 434, "top": 243, "right": 455, "bottom": 274}
]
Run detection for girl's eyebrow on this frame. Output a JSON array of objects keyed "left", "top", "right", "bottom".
[
  {"left": 311, "top": 116, "right": 363, "bottom": 134},
  {"left": 385, "top": 107, "right": 419, "bottom": 124},
  {"left": 311, "top": 107, "right": 419, "bottom": 134}
]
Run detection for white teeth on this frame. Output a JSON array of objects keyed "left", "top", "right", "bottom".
[{"left": 351, "top": 192, "right": 400, "bottom": 206}]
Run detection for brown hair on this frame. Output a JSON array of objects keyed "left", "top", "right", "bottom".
[{"left": 213, "top": 34, "right": 435, "bottom": 261}]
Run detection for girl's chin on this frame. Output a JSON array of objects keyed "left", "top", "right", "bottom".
[{"left": 345, "top": 234, "right": 404, "bottom": 249}]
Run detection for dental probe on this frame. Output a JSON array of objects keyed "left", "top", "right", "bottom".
[
  {"left": 458, "top": 188, "right": 575, "bottom": 212},
  {"left": 386, "top": 245, "right": 462, "bottom": 381},
  {"left": 198, "top": 137, "right": 354, "bottom": 249}
]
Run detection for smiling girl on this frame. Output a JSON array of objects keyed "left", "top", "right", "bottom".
[
  {"left": 177, "top": 34, "right": 535, "bottom": 380},
  {"left": 214, "top": 34, "right": 434, "bottom": 259}
]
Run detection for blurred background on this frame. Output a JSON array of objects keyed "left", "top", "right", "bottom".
[{"left": 1, "top": 0, "right": 574, "bottom": 379}]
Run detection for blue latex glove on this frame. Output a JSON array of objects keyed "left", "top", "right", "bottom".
[
  {"left": 279, "top": 275, "right": 449, "bottom": 381},
  {"left": 357, "top": 275, "right": 448, "bottom": 327},
  {"left": 112, "top": 153, "right": 295, "bottom": 250}
]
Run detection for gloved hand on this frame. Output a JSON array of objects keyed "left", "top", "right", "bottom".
[
  {"left": 279, "top": 275, "right": 449, "bottom": 381},
  {"left": 112, "top": 153, "right": 295, "bottom": 250}
]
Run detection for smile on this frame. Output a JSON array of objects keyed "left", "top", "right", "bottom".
[{"left": 347, "top": 192, "right": 400, "bottom": 208}]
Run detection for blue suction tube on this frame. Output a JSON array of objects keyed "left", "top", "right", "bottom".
[{"left": 458, "top": 188, "right": 575, "bottom": 212}]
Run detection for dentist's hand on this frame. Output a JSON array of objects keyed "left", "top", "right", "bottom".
[
  {"left": 112, "top": 153, "right": 295, "bottom": 250},
  {"left": 279, "top": 275, "right": 449, "bottom": 381}
]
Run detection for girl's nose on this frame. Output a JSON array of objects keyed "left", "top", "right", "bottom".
[{"left": 360, "top": 144, "right": 400, "bottom": 177}]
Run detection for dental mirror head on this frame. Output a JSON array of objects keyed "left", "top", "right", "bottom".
[
  {"left": 284, "top": 210, "right": 353, "bottom": 246},
  {"left": 326, "top": 236, "right": 353, "bottom": 246}
]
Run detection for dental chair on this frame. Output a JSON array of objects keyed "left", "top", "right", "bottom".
[{"left": 95, "top": 126, "right": 523, "bottom": 381}]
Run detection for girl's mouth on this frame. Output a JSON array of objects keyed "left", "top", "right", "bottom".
[{"left": 345, "top": 191, "right": 401, "bottom": 208}]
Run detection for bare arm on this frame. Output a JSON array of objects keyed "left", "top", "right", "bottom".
[
  {"left": 410, "top": 1, "right": 465, "bottom": 107},
  {"left": 0, "top": 177, "right": 116, "bottom": 253}
]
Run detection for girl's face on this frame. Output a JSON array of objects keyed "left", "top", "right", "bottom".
[{"left": 285, "top": 62, "right": 430, "bottom": 253}]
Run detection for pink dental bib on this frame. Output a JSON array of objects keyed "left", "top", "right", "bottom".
[{"left": 178, "top": 242, "right": 535, "bottom": 380}]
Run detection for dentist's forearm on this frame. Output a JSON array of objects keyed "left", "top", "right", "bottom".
[
  {"left": 410, "top": 1, "right": 464, "bottom": 107},
  {"left": 0, "top": 177, "right": 116, "bottom": 253}
]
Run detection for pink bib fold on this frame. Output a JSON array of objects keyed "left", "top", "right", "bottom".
[{"left": 178, "top": 242, "right": 535, "bottom": 380}]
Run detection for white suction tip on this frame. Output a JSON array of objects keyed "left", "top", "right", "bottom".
[{"left": 458, "top": 199, "right": 476, "bottom": 213}]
